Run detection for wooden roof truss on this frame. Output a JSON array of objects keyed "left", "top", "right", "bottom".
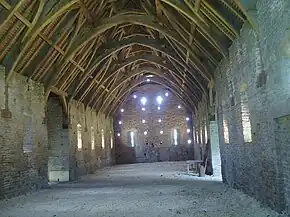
[{"left": 0, "top": 0, "right": 250, "bottom": 115}]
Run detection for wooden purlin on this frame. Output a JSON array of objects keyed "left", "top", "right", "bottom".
[
  {"left": 138, "top": 0, "right": 217, "bottom": 85},
  {"left": 61, "top": 9, "right": 121, "bottom": 98},
  {"left": 21, "top": 0, "right": 80, "bottom": 46},
  {"left": 159, "top": 0, "right": 228, "bottom": 56},
  {"left": 16, "top": 14, "right": 65, "bottom": 76},
  {"left": 232, "top": 0, "right": 257, "bottom": 31},
  {"left": 79, "top": 0, "right": 94, "bottom": 25},
  {"left": 57, "top": 36, "right": 97, "bottom": 90},
  {"left": 0, "top": 0, "right": 36, "bottom": 61},
  {"left": 64, "top": 13, "right": 227, "bottom": 63},
  {"left": 101, "top": 79, "right": 133, "bottom": 115},
  {"left": 72, "top": 23, "right": 124, "bottom": 101},
  {"left": 107, "top": 79, "right": 196, "bottom": 116},
  {"left": 201, "top": 1, "right": 239, "bottom": 38},
  {"left": 45, "top": 13, "right": 88, "bottom": 93},
  {"left": 0, "top": 0, "right": 25, "bottom": 34},
  {"left": 98, "top": 67, "right": 198, "bottom": 113},
  {"left": 0, "top": 0, "right": 115, "bottom": 99},
  {"left": 57, "top": 38, "right": 98, "bottom": 91},
  {"left": 0, "top": 0, "right": 250, "bottom": 116},
  {"left": 160, "top": 6, "right": 214, "bottom": 80},
  {"left": 35, "top": 20, "right": 76, "bottom": 83},
  {"left": 22, "top": 0, "right": 45, "bottom": 41},
  {"left": 218, "top": 0, "right": 245, "bottom": 22},
  {"left": 88, "top": 53, "right": 203, "bottom": 98},
  {"left": 91, "top": 71, "right": 121, "bottom": 109},
  {"left": 0, "top": 0, "right": 82, "bottom": 82},
  {"left": 185, "top": 0, "right": 201, "bottom": 67},
  {"left": 67, "top": 35, "right": 208, "bottom": 99},
  {"left": 102, "top": 80, "right": 130, "bottom": 114},
  {"left": 78, "top": 57, "right": 113, "bottom": 102}
]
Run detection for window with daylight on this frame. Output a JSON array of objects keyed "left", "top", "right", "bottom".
[
  {"left": 77, "top": 124, "right": 82, "bottom": 150},
  {"left": 172, "top": 128, "right": 180, "bottom": 145},
  {"left": 101, "top": 129, "right": 105, "bottom": 149},
  {"left": 91, "top": 127, "right": 95, "bottom": 150},
  {"left": 200, "top": 127, "right": 203, "bottom": 144},
  {"left": 140, "top": 97, "right": 147, "bottom": 105},
  {"left": 241, "top": 94, "right": 252, "bottom": 143},
  {"left": 110, "top": 131, "right": 114, "bottom": 149},
  {"left": 223, "top": 115, "right": 229, "bottom": 144},
  {"left": 174, "top": 129, "right": 178, "bottom": 145},
  {"left": 156, "top": 96, "right": 163, "bottom": 104},
  {"left": 204, "top": 125, "right": 208, "bottom": 143},
  {"left": 192, "top": 131, "right": 196, "bottom": 144},
  {"left": 127, "top": 131, "right": 135, "bottom": 147}
]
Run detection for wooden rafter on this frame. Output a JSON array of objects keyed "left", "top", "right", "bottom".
[{"left": 0, "top": 0, "right": 251, "bottom": 115}]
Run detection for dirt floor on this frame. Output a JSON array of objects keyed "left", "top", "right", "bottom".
[{"left": 0, "top": 162, "right": 284, "bottom": 217}]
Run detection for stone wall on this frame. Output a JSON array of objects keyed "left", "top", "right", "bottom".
[
  {"left": 215, "top": 0, "right": 290, "bottom": 212},
  {"left": 0, "top": 66, "right": 48, "bottom": 199},
  {"left": 47, "top": 97, "right": 114, "bottom": 181},
  {"left": 115, "top": 84, "right": 194, "bottom": 164},
  {"left": 0, "top": 65, "right": 115, "bottom": 198},
  {"left": 69, "top": 100, "right": 114, "bottom": 179}
]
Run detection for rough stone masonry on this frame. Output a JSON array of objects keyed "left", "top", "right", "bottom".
[
  {"left": 215, "top": 0, "right": 290, "bottom": 213},
  {"left": 0, "top": 66, "right": 114, "bottom": 199},
  {"left": 1, "top": 1, "right": 290, "bottom": 215},
  {"left": 115, "top": 84, "right": 195, "bottom": 164}
]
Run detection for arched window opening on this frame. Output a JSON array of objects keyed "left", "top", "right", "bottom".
[
  {"left": 101, "top": 129, "right": 105, "bottom": 149},
  {"left": 77, "top": 124, "right": 82, "bottom": 150},
  {"left": 204, "top": 125, "right": 208, "bottom": 142},
  {"left": 200, "top": 127, "right": 203, "bottom": 144},
  {"left": 223, "top": 115, "right": 229, "bottom": 144},
  {"left": 172, "top": 128, "right": 180, "bottom": 146},
  {"left": 130, "top": 132, "right": 135, "bottom": 147},
  {"left": 196, "top": 130, "right": 200, "bottom": 144},
  {"left": 241, "top": 96, "right": 252, "bottom": 143},
  {"left": 110, "top": 131, "right": 114, "bottom": 149},
  {"left": 173, "top": 129, "right": 178, "bottom": 145},
  {"left": 193, "top": 130, "right": 196, "bottom": 144},
  {"left": 91, "top": 126, "right": 95, "bottom": 150}
]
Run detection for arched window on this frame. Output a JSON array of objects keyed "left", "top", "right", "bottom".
[
  {"left": 172, "top": 128, "right": 180, "bottom": 145},
  {"left": 110, "top": 131, "right": 113, "bottom": 149},
  {"left": 130, "top": 132, "right": 135, "bottom": 147},
  {"left": 101, "top": 129, "right": 105, "bottom": 149},
  {"left": 91, "top": 126, "right": 95, "bottom": 150},
  {"left": 127, "top": 131, "right": 136, "bottom": 147},
  {"left": 204, "top": 125, "right": 208, "bottom": 142},
  {"left": 241, "top": 93, "right": 252, "bottom": 143},
  {"left": 223, "top": 115, "right": 229, "bottom": 144},
  {"left": 173, "top": 129, "right": 178, "bottom": 145},
  {"left": 200, "top": 127, "right": 203, "bottom": 144},
  {"left": 77, "top": 124, "right": 82, "bottom": 150}
]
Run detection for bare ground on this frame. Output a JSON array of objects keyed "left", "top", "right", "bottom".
[{"left": 0, "top": 162, "right": 283, "bottom": 217}]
